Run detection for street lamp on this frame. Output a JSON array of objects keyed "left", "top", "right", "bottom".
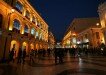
[{"left": 2, "top": 8, "right": 14, "bottom": 63}]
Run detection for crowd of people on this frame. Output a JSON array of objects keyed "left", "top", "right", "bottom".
[{"left": 8, "top": 46, "right": 106, "bottom": 64}]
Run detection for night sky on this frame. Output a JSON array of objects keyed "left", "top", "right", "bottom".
[{"left": 29, "top": 0, "right": 105, "bottom": 42}]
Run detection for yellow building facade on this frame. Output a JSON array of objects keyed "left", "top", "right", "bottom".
[
  {"left": 62, "top": 18, "right": 104, "bottom": 48},
  {"left": 98, "top": 2, "right": 106, "bottom": 45},
  {"left": 76, "top": 28, "right": 104, "bottom": 48},
  {"left": 0, "top": 0, "right": 48, "bottom": 60},
  {"left": 48, "top": 31, "right": 55, "bottom": 49}
]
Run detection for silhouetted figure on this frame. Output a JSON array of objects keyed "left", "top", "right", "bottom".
[
  {"left": 47, "top": 49, "right": 51, "bottom": 56},
  {"left": 29, "top": 49, "right": 35, "bottom": 64},
  {"left": 22, "top": 48, "right": 26, "bottom": 64},
  {"left": 17, "top": 47, "right": 22, "bottom": 64},
  {"left": 54, "top": 48, "right": 59, "bottom": 64},
  {"left": 9, "top": 48, "right": 15, "bottom": 63},
  {"left": 58, "top": 49, "right": 64, "bottom": 63}
]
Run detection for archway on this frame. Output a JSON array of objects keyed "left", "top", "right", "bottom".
[
  {"left": 22, "top": 42, "right": 28, "bottom": 54},
  {"left": 30, "top": 43, "right": 34, "bottom": 50},
  {"left": 40, "top": 44, "right": 42, "bottom": 49},
  {"left": 36, "top": 43, "right": 39, "bottom": 50},
  {"left": 10, "top": 40, "right": 19, "bottom": 58}
]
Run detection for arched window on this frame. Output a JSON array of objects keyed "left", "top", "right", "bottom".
[
  {"left": 32, "top": 16, "right": 35, "bottom": 23},
  {"left": 25, "top": 10, "right": 30, "bottom": 19},
  {"left": 15, "top": 1, "right": 23, "bottom": 13},
  {"left": 0, "top": 14, "right": 3, "bottom": 28},
  {"left": 24, "top": 25, "right": 28, "bottom": 33},
  {"left": 36, "top": 31, "right": 39, "bottom": 38},
  {"left": 39, "top": 33, "right": 42, "bottom": 40},
  {"left": 31, "top": 28, "right": 35, "bottom": 35},
  {"left": 13, "top": 19, "right": 20, "bottom": 30}
]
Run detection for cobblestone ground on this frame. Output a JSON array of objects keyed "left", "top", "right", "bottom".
[{"left": 0, "top": 54, "right": 106, "bottom": 75}]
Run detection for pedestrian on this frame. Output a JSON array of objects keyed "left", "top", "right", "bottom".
[
  {"left": 58, "top": 48, "right": 64, "bottom": 63},
  {"left": 22, "top": 48, "right": 26, "bottom": 64},
  {"left": 9, "top": 47, "right": 15, "bottom": 63},
  {"left": 17, "top": 47, "right": 22, "bottom": 64},
  {"left": 54, "top": 48, "right": 59, "bottom": 64},
  {"left": 29, "top": 49, "right": 35, "bottom": 64}
]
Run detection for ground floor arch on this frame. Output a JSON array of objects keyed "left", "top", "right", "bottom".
[
  {"left": 22, "top": 42, "right": 28, "bottom": 54},
  {"left": 30, "top": 43, "right": 34, "bottom": 50},
  {"left": 35, "top": 43, "right": 39, "bottom": 50},
  {"left": 10, "top": 40, "right": 19, "bottom": 58}
]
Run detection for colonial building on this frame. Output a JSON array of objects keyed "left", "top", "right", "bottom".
[
  {"left": 98, "top": 2, "right": 106, "bottom": 45},
  {"left": 62, "top": 18, "right": 104, "bottom": 48},
  {"left": 48, "top": 31, "right": 55, "bottom": 49},
  {"left": 0, "top": 0, "right": 48, "bottom": 60}
]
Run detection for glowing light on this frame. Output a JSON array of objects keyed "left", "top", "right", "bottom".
[
  {"left": 11, "top": 9, "right": 15, "bottom": 13},
  {"left": 21, "top": 28, "right": 24, "bottom": 34},
  {"left": 96, "top": 23, "right": 99, "bottom": 26},
  {"left": 77, "top": 41, "right": 81, "bottom": 44},
  {"left": 9, "top": 26, "right": 12, "bottom": 31},
  {"left": 101, "top": 20, "right": 105, "bottom": 28},
  {"left": 30, "top": 44, "right": 34, "bottom": 50},
  {"left": 23, "top": 42, "right": 27, "bottom": 46},
  {"left": 72, "top": 33, "right": 76, "bottom": 36}
]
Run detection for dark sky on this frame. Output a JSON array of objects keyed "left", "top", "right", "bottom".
[{"left": 29, "top": 0, "right": 105, "bottom": 42}]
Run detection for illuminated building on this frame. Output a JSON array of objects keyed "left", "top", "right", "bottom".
[
  {"left": 48, "top": 31, "right": 55, "bottom": 49},
  {"left": 0, "top": 0, "right": 48, "bottom": 60},
  {"left": 62, "top": 18, "right": 104, "bottom": 48},
  {"left": 98, "top": 2, "right": 106, "bottom": 45}
]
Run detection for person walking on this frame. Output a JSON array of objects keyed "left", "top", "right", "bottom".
[
  {"left": 9, "top": 47, "right": 15, "bottom": 63},
  {"left": 17, "top": 47, "right": 22, "bottom": 64},
  {"left": 22, "top": 48, "right": 26, "bottom": 64}
]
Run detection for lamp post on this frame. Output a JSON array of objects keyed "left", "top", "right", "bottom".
[{"left": 2, "top": 9, "right": 14, "bottom": 63}]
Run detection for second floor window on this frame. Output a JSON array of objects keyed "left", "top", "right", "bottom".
[
  {"left": 24, "top": 25, "right": 28, "bottom": 33},
  {"left": 13, "top": 19, "right": 20, "bottom": 30},
  {"left": 31, "top": 28, "right": 35, "bottom": 35},
  {"left": 25, "top": 11, "right": 30, "bottom": 19},
  {"left": 15, "top": 1, "right": 23, "bottom": 13},
  {"left": 3, "top": 0, "right": 15, "bottom": 6},
  {"left": 32, "top": 16, "right": 35, "bottom": 23},
  {"left": 36, "top": 31, "right": 39, "bottom": 37}
]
